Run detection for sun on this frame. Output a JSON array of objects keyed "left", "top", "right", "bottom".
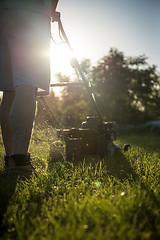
[
  {"left": 50, "top": 42, "right": 85, "bottom": 75},
  {"left": 50, "top": 23, "right": 85, "bottom": 83},
  {"left": 50, "top": 42, "right": 73, "bottom": 77},
  {"left": 50, "top": 40, "right": 86, "bottom": 96}
]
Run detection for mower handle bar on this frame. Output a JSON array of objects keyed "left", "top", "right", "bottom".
[{"left": 51, "top": 12, "right": 104, "bottom": 123}]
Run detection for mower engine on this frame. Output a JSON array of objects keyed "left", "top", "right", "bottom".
[{"left": 57, "top": 117, "right": 120, "bottom": 161}]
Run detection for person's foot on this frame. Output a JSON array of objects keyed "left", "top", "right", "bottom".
[{"left": 2, "top": 154, "right": 36, "bottom": 179}]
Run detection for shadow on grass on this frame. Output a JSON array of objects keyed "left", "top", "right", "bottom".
[
  {"left": 49, "top": 149, "right": 136, "bottom": 181},
  {"left": 104, "top": 151, "right": 136, "bottom": 180},
  {"left": 48, "top": 148, "right": 160, "bottom": 224},
  {"left": 105, "top": 151, "right": 160, "bottom": 210},
  {"left": 0, "top": 176, "right": 17, "bottom": 237}
]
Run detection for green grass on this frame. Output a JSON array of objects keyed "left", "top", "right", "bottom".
[{"left": 0, "top": 127, "right": 160, "bottom": 240}]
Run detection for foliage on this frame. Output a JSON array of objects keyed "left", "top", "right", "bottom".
[
  {"left": 91, "top": 48, "right": 160, "bottom": 124},
  {"left": 0, "top": 127, "right": 160, "bottom": 240}
]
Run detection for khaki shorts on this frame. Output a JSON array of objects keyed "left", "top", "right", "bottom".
[{"left": 0, "top": 9, "right": 51, "bottom": 95}]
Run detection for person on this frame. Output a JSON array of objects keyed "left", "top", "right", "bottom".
[{"left": 0, "top": 0, "right": 59, "bottom": 178}]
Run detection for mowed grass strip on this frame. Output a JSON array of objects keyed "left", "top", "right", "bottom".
[{"left": 0, "top": 129, "right": 160, "bottom": 240}]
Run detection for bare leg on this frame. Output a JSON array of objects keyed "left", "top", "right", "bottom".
[
  {"left": 0, "top": 91, "right": 15, "bottom": 155},
  {"left": 10, "top": 85, "right": 36, "bottom": 155}
]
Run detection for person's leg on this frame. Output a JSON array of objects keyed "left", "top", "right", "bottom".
[
  {"left": 10, "top": 85, "right": 37, "bottom": 155},
  {"left": 0, "top": 91, "right": 15, "bottom": 156}
]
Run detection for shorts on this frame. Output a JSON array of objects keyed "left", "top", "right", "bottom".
[{"left": 0, "top": 9, "right": 51, "bottom": 95}]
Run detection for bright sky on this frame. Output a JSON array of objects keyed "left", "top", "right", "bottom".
[{"left": 51, "top": 0, "right": 160, "bottom": 81}]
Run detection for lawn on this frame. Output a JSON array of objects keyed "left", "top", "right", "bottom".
[{"left": 0, "top": 127, "right": 160, "bottom": 240}]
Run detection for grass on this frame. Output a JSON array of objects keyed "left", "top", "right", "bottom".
[{"left": 0, "top": 126, "right": 160, "bottom": 240}]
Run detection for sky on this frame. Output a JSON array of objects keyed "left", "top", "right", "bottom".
[{"left": 51, "top": 0, "right": 160, "bottom": 80}]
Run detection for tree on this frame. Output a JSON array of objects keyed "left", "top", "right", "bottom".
[{"left": 91, "top": 48, "right": 160, "bottom": 124}]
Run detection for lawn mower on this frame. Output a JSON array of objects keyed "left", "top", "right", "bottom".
[{"left": 46, "top": 12, "right": 121, "bottom": 162}]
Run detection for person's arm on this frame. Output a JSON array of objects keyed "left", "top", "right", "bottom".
[{"left": 51, "top": 0, "right": 59, "bottom": 16}]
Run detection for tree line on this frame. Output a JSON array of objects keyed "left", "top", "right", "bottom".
[{"left": 36, "top": 48, "right": 160, "bottom": 128}]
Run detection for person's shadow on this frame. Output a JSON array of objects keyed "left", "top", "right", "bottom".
[{"left": 0, "top": 176, "right": 17, "bottom": 237}]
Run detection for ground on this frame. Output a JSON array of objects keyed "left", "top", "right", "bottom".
[{"left": 0, "top": 127, "right": 160, "bottom": 240}]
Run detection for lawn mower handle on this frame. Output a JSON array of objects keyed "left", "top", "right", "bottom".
[{"left": 51, "top": 12, "right": 104, "bottom": 124}]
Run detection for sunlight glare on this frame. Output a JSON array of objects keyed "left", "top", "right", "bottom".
[
  {"left": 50, "top": 22, "right": 85, "bottom": 82},
  {"left": 50, "top": 21, "right": 86, "bottom": 97},
  {"left": 50, "top": 41, "right": 85, "bottom": 77},
  {"left": 50, "top": 42, "right": 73, "bottom": 76}
]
